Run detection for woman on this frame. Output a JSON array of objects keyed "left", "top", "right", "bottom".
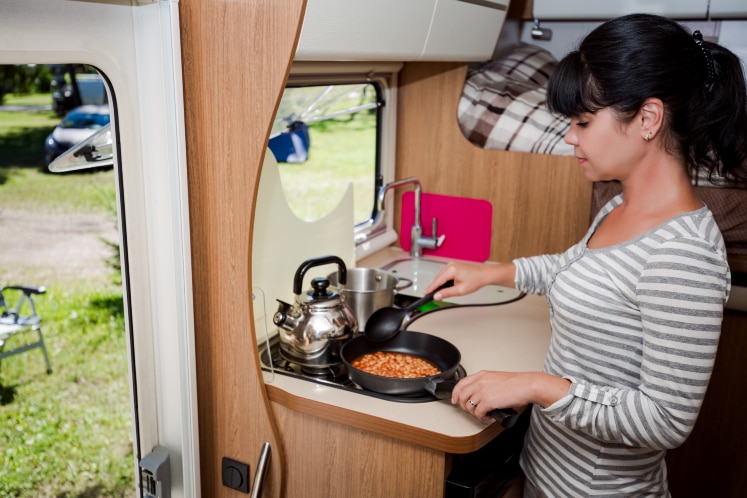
[{"left": 425, "top": 14, "right": 747, "bottom": 497}]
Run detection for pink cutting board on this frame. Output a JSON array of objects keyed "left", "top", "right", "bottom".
[{"left": 400, "top": 192, "right": 493, "bottom": 262}]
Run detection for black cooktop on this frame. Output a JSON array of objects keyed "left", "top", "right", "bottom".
[{"left": 258, "top": 334, "right": 466, "bottom": 403}]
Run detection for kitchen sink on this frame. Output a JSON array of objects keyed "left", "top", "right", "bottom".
[{"left": 380, "top": 258, "right": 523, "bottom": 306}]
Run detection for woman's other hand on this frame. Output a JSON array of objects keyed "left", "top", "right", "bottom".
[{"left": 451, "top": 370, "right": 571, "bottom": 423}]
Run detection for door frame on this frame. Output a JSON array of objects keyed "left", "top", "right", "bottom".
[{"left": 0, "top": 1, "right": 199, "bottom": 495}]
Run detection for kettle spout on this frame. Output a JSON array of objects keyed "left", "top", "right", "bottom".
[{"left": 272, "top": 299, "right": 300, "bottom": 331}]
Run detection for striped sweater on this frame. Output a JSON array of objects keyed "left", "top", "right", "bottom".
[{"left": 514, "top": 194, "right": 730, "bottom": 497}]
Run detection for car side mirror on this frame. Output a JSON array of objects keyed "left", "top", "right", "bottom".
[{"left": 48, "top": 123, "right": 114, "bottom": 173}]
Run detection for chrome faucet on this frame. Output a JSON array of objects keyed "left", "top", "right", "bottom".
[{"left": 377, "top": 177, "right": 445, "bottom": 258}]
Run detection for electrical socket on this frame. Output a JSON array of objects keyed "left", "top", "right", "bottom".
[{"left": 222, "top": 457, "right": 249, "bottom": 494}]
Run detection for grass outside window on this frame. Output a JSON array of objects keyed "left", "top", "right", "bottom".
[{"left": 1, "top": 98, "right": 133, "bottom": 497}]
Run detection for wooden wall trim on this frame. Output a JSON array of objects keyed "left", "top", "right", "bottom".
[
  {"left": 395, "top": 62, "right": 592, "bottom": 262},
  {"left": 179, "top": 1, "right": 307, "bottom": 496}
]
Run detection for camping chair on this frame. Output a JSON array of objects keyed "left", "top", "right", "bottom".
[{"left": 0, "top": 285, "right": 52, "bottom": 376}]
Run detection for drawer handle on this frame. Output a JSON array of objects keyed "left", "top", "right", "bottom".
[{"left": 250, "top": 442, "right": 271, "bottom": 498}]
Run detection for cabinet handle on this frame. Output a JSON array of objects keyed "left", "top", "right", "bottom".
[{"left": 249, "top": 442, "right": 271, "bottom": 498}]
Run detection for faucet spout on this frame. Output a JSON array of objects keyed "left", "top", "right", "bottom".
[
  {"left": 377, "top": 177, "right": 445, "bottom": 258},
  {"left": 377, "top": 177, "right": 421, "bottom": 214}
]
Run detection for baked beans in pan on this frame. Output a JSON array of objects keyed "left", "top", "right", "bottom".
[
  {"left": 352, "top": 351, "right": 441, "bottom": 378},
  {"left": 341, "top": 331, "right": 461, "bottom": 395}
]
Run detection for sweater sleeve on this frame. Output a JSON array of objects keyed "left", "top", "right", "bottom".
[
  {"left": 542, "top": 236, "right": 730, "bottom": 449},
  {"left": 513, "top": 254, "right": 562, "bottom": 295}
]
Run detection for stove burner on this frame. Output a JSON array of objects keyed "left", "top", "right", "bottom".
[
  {"left": 259, "top": 335, "right": 466, "bottom": 403},
  {"left": 300, "top": 364, "right": 343, "bottom": 379}
]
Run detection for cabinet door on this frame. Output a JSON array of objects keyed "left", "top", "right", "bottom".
[
  {"left": 710, "top": 0, "right": 747, "bottom": 18},
  {"left": 533, "top": 0, "right": 709, "bottom": 19}
]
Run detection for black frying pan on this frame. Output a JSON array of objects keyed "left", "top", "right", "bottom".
[
  {"left": 340, "top": 331, "right": 461, "bottom": 396},
  {"left": 341, "top": 331, "right": 520, "bottom": 428}
]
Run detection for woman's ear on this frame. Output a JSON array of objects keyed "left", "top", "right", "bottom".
[{"left": 640, "top": 98, "right": 664, "bottom": 141}]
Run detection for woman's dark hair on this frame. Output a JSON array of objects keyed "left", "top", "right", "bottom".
[{"left": 547, "top": 13, "right": 747, "bottom": 185}]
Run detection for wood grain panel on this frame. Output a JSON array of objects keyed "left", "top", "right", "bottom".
[
  {"left": 179, "top": 1, "right": 306, "bottom": 496},
  {"left": 395, "top": 62, "right": 592, "bottom": 263},
  {"left": 271, "top": 401, "right": 447, "bottom": 497}
]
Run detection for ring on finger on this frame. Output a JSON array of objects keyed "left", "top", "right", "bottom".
[{"left": 468, "top": 399, "right": 477, "bottom": 407}]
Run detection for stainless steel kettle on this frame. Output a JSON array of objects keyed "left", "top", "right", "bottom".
[{"left": 273, "top": 255, "right": 358, "bottom": 368}]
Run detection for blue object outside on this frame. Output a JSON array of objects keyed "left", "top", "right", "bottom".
[{"left": 268, "top": 121, "right": 310, "bottom": 163}]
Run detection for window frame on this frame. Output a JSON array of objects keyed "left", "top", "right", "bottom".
[{"left": 286, "top": 62, "right": 402, "bottom": 261}]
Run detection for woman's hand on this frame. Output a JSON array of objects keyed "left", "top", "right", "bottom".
[
  {"left": 424, "top": 261, "right": 516, "bottom": 301},
  {"left": 451, "top": 370, "right": 571, "bottom": 422}
]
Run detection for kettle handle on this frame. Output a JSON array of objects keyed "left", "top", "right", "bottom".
[{"left": 293, "top": 255, "right": 347, "bottom": 295}]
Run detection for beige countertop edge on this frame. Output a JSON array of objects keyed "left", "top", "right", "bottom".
[
  {"left": 261, "top": 248, "right": 553, "bottom": 453},
  {"left": 265, "top": 383, "right": 507, "bottom": 454}
]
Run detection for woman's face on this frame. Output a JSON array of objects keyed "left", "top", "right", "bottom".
[{"left": 564, "top": 107, "right": 640, "bottom": 182}]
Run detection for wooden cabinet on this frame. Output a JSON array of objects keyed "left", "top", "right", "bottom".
[
  {"left": 271, "top": 402, "right": 448, "bottom": 497},
  {"left": 665, "top": 310, "right": 747, "bottom": 497}
]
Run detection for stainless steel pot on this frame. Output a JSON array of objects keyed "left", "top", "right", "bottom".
[{"left": 328, "top": 267, "right": 411, "bottom": 331}]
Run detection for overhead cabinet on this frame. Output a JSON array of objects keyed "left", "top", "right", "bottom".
[
  {"left": 295, "top": 0, "right": 509, "bottom": 61},
  {"left": 710, "top": 0, "right": 747, "bottom": 18},
  {"left": 533, "top": 0, "right": 709, "bottom": 20}
]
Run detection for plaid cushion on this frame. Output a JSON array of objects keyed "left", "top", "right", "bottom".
[{"left": 458, "top": 44, "right": 572, "bottom": 155}]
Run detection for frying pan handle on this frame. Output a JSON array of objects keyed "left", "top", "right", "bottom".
[
  {"left": 487, "top": 407, "right": 520, "bottom": 429},
  {"left": 424, "top": 377, "right": 519, "bottom": 429}
]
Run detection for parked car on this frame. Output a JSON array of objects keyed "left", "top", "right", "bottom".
[
  {"left": 51, "top": 74, "right": 107, "bottom": 116},
  {"left": 44, "top": 104, "right": 110, "bottom": 165}
]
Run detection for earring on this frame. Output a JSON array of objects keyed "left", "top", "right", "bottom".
[{"left": 644, "top": 131, "right": 653, "bottom": 142}]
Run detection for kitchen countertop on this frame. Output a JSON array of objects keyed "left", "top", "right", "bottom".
[{"left": 261, "top": 248, "right": 552, "bottom": 454}]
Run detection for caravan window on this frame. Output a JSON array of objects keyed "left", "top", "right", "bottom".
[{"left": 270, "top": 82, "right": 381, "bottom": 226}]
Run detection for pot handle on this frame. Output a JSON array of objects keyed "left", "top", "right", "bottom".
[
  {"left": 394, "top": 276, "right": 413, "bottom": 292},
  {"left": 293, "top": 255, "right": 347, "bottom": 295}
]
